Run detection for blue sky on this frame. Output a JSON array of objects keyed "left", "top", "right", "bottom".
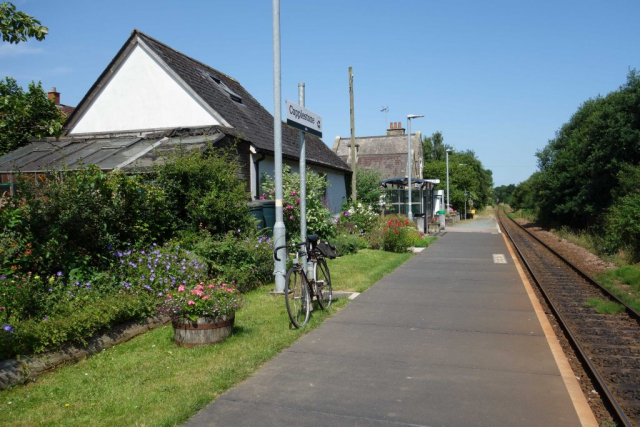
[{"left": 2, "top": 0, "right": 639, "bottom": 186}]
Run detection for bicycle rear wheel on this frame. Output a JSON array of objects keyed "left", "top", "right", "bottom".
[
  {"left": 285, "top": 267, "right": 310, "bottom": 328},
  {"left": 315, "top": 258, "right": 332, "bottom": 310}
]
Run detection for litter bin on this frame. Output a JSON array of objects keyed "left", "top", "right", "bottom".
[
  {"left": 247, "top": 201, "right": 265, "bottom": 231},
  {"left": 261, "top": 200, "right": 276, "bottom": 235}
]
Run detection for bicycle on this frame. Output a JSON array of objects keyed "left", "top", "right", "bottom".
[{"left": 273, "top": 235, "right": 333, "bottom": 328}]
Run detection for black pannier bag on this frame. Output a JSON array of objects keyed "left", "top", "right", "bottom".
[{"left": 316, "top": 240, "right": 337, "bottom": 259}]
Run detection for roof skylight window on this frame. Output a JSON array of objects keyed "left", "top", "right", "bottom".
[{"left": 209, "top": 74, "right": 243, "bottom": 104}]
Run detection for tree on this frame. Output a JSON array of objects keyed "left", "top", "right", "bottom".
[
  {"left": 494, "top": 184, "right": 516, "bottom": 205},
  {"left": 0, "top": 2, "right": 48, "bottom": 44},
  {"left": 423, "top": 148, "right": 494, "bottom": 212},
  {"left": 423, "top": 131, "right": 453, "bottom": 163},
  {"left": 354, "top": 166, "right": 384, "bottom": 210},
  {"left": 0, "top": 3, "right": 59, "bottom": 155},
  {"left": 0, "top": 77, "right": 64, "bottom": 155},
  {"left": 534, "top": 69, "right": 640, "bottom": 227}
]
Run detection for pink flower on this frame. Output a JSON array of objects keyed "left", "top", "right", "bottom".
[
  {"left": 188, "top": 300, "right": 195, "bottom": 305},
  {"left": 202, "top": 295, "right": 210, "bottom": 300},
  {"left": 166, "top": 294, "right": 172, "bottom": 299},
  {"left": 289, "top": 215, "right": 294, "bottom": 220},
  {"left": 221, "top": 283, "right": 227, "bottom": 287},
  {"left": 226, "top": 288, "right": 234, "bottom": 293},
  {"left": 178, "top": 285, "right": 185, "bottom": 292},
  {"left": 286, "top": 205, "right": 293, "bottom": 210},
  {"left": 295, "top": 198, "right": 300, "bottom": 204},
  {"left": 207, "top": 284, "right": 215, "bottom": 289},
  {"left": 196, "top": 284, "right": 204, "bottom": 291},
  {"left": 196, "top": 290, "right": 204, "bottom": 296},
  {"left": 292, "top": 190, "right": 297, "bottom": 196}
]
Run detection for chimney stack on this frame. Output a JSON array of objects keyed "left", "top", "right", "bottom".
[
  {"left": 48, "top": 87, "right": 60, "bottom": 105},
  {"left": 387, "top": 121, "right": 405, "bottom": 136}
]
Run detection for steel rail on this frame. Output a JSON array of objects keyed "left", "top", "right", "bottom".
[
  {"left": 498, "top": 211, "right": 632, "bottom": 427},
  {"left": 502, "top": 212, "right": 640, "bottom": 322}
]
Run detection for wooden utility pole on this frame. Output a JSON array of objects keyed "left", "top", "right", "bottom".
[{"left": 349, "top": 66, "right": 357, "bottom": 201}]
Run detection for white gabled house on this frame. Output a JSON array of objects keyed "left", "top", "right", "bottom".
[{"left": 0, "top": 30, "right": 350, "bottom": 214}]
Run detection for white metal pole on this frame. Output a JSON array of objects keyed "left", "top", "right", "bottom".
[
  {"left": 446, "top": 149, "right": 450, "bottom": 214},
  {"left": 298, "top": 83, "right": 307, "bottom": 274},
  {"left": 407, "top": 118, "right": 412, "bottom": 220},
  {"left": 272, "top": 0, "right": 286, "bottom": 293}
]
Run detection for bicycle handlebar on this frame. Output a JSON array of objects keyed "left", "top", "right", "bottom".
[{"left": 273, "top": 241, "right": 306, "bottom": 262}]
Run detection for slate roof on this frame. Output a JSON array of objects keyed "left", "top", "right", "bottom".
[
  {"left": 64, "top": 30, "right": 350, "bottom": 174},
  {"left": 333, "top": 133, "right": 422, "bottom": 179}
]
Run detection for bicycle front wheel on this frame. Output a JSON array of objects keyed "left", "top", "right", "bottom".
[
  {"left": 285, "top": 267, "right": 310, "bottom": 328},
  {"left": 315, "top": 258, "right": 332, "bottom": 310}
]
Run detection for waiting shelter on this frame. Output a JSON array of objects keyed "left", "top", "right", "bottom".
[{"left": 380, "top": 177, "right": 440, "bottom": 233}]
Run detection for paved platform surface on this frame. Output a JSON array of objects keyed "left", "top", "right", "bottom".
[
  {"left": 445, "top": 215, "right": 501, "bottom": 233},
  {"left": 185, "top": 232, "right": 583, "bottom": 427}
]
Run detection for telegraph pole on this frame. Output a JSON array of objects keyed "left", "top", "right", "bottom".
[{"left": 349, "top": 67, "right": 357, "bottom": 202}]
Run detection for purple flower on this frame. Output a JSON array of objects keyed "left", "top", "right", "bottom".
[
  {"left": 56, "top": 271, "right": 63, "bottom": 277},
  {"left": 42, "top": 317, "right": 48, "bottom": 321},
  {"left": 85, "top": 283, "right": 91, "bottom": 290},
  {"left": 158, "top": 292, "right": 163, "bottom": 297},
  {"left": 48, "top": 288, "right": 53, "bottom": 292},
  {"left": 0, "top": 275, "right": 6, "bottom": 281},
  {"left": 143, "top": 285, "right": 152, "bottom": 291},
  {"left": 3, "top": 324, "right": 14, "bottom": 334}
]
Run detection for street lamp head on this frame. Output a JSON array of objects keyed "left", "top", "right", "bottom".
[
  {"left": 407, "top": 114, "right": 424, "bottom": 119},
  {"left": 446, "top": 149, "right": 452, "bottom": 153}
]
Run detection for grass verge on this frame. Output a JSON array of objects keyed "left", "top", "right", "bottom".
[
  {"left": 597, "top": 265, "right": 640, "bottom": 313},
  {"left": 0, "top": 249, "right": 414, "bottom": 426},
  {"left": 327, "top": 249, "right": 413, "bottom": 293},
  {"left": 584, "top": 297, "right": 625, "bottom": 314}
]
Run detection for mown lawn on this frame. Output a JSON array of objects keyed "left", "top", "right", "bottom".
[{"left": 0, "top": 248, "right": 414, "bottom": 426}]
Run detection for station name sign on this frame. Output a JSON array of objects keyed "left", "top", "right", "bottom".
[{"left": 286, "top": 100, "right": 322, "bottom": 138}]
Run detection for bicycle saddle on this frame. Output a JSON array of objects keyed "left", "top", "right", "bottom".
[{"left": 307, "top": 234, "right": 319, "bottom": 244}]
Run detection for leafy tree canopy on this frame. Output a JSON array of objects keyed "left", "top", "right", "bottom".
[
  {"left": 423, "top": 131, "right": 453, "bottom": 163},
  {"left": 0, "top": 2, "right": 47, "bottom": 44},
  {"left": 494, "top": 184, "right": 517, "bottom": 205},
  {"left": 0, "top": 77, "right": 65, "bottom": 155},
  {"left": 352, "top": 166, "right": 384, "bottom": 210},
  {"left": 423, "top": 147, "right": 494, "bottom": 212},
  {"left": 534, "top": 69, "right": 640, "bottom": 227}
]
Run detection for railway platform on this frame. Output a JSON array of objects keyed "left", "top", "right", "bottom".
[{"left": 185, "top": 226, "right": 594, "bottom": 426}]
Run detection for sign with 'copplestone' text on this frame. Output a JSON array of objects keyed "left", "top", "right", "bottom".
[{"left": 286, "top": 100, "right": 322, "bottom": 138}]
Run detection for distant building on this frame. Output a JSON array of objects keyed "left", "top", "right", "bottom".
[
  {"left": 47, "top": 87, "right": 75, "bottom": 118},
  {"left": 332, "top": 122, "right": 423, "bottom": 180}
]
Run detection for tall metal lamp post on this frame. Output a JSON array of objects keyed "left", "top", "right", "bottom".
[
  {"left": 406, "top": 114, "right": 424, "bottom": 221},
  {"left": 445, "top": 149, "right": 452, "bottom": 214}
]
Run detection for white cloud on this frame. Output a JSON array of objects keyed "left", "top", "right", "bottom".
[{"left": 0, "top": 43, "right": 44, "bottom": 57}]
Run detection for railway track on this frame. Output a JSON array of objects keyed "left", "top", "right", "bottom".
[{"left": 498, "top": 211, "right": 640, "bottom": 427}]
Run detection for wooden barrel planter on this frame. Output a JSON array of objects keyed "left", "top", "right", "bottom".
[{"left": 172, "top": 314, "right": 235, "bottom": 347}]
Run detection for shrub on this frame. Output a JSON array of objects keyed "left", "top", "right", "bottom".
[
  {"left": 5, "top": 166, "right": 171, "bottom": 275},
  {"left": 382, "top": 217, "right": 415, "bottom": 253},
  {"left": 332, "top": 234, "right": 367, "bottom": 257},
  {"left": 337, "top": 202, "right": 379, "bottom": 234},
  {"left": 260, "top": 164, "right": 335, "bottom": 239},
  {"left": 113, "top": 242, "right": 208, "bottom": 297},
  {"left": 155, "top": 144, "right": 251, "bottom": 236},
  {"left": 193, "top": 230, "right": 273, "bottom": 292},
  {"left": 0, "top": 293, "right": 156, "bottom": 359},
  {"left": 606, "top": 194, "right": 640, "bottom": 262}
]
